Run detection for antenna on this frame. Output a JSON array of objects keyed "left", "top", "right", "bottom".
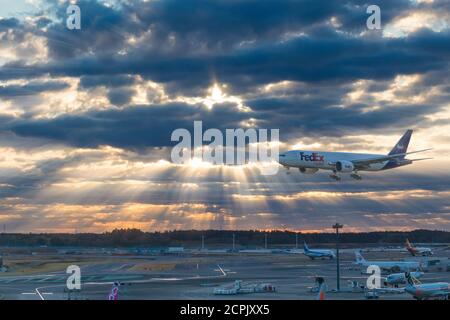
[
  {"left": 264, "top": 233, "right": 268, "bottom": 249},
  {"left": 232, "top": 233, "right": 235, "bottom": 251},
  {"left": 332, "top": 223, "right": 343, "bottom": 292}
]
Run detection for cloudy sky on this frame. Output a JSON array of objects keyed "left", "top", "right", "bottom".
[{"left": 0, "top": 0, "right": 449, "bottom": 233}]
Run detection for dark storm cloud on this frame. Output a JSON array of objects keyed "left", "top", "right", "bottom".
[
  {"left": 45, "top": 0, "right": 137, "bottom": 59},
  {"left": 2, "top": 102, "right": 248, "bottom": 149},
  {"left": 0, "top": 17, "right": 20, "bottom": 30},
  {"left": 136, "top": 0, "right": 343, "bottom": 50},
  {"left": 0, "top": 18, "right": 33, "bottom": 57},
  {"left": 0, "top": 81, "right": 69, "bottom": 98},
  {"left": 107, "top": 87, "right": 135, "bottom": 105},
  {"left": 0, "top": 15, "right": 448, "bottom": 148},
  {"left": 35, "top": 17, "right": 53, "bottom": 29},
  {"left": 43, "top": 0, "right": 414, "bottom": 57},
  {"left": 334, "top": 0, "right": 420, "bottom": 31},
  {"left": 1, "top": 97, "right": 443, "bottom": 149},
  {"left": 3, "top": 27, "right": 449, "bottom": 94},
  {"left": 78, "top": 75, "right": 137, "bottom": 89},
  {"left": 38, "top": 0, "right": 344, "bottom": 58},
  {"left": 0, "top": 0, "right": 448, "bottom": 108},
  {"left": 249, "top": 98, "right": 444, "bottom": 138}
]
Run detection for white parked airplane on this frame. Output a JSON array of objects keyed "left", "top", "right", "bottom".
[
  {"left": 303, "top": 242, "right": 335, "bottom": 260},
  {"left": 355, "top": 251, "right": 422, "bottom": 273},
  {"left": 384, "top": 271, "right": 424, "bottom": 287},
  {"left": 404, "top": 272, "right": 449, "bottom": 300},
  {"left": 405, "top": 239, "right": 433, "bottom": 256},
  {"left": 278, "top": 129, "right": 431, "bottom": 180}
]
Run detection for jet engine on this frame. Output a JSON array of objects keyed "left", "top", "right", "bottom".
[
  {"left": 335, "top": 160, "right": 354, "bottom": 172},
  {"left": 299, "top": 167, "right": 319, "bottom": 174}
]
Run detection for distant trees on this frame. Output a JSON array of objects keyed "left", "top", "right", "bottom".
[{"left": 0, "top": 229, "right": 448, "bottom": 248}]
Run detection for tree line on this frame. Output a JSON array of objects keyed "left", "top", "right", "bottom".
[{"left": 0, "top": 229, "right": 448, "bottom": 247}]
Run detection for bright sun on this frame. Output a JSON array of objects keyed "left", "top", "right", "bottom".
[
  {"left": 211, "top": 84, "right": 224, "bottom": 101},
  {"left": 204, "top": 83, "right": 226, "bottom": 109}
]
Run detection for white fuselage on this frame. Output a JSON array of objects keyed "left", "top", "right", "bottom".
[
  {"left": 279, "top": 150, "right": 387, "bottom": 171},
  {"left": 386, "top": 272, "right": 423, "bottom": 285},
  {"left": 304, "top": 248, "right": 335, "bottom": 259},
  {"left": 357, "top": 260, "right": 422, "bottom": 273},
  {"left": 407, "top": 246, "right": 433, "bottom": 256},
  {"left": 405, "top": 282, "right": 449, "bottom": 299}
]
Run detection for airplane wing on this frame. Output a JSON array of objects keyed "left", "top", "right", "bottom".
[
  {"left": 349, "top": 149, "right": 432, "bottom": 169},
  {"left": 408, "top": 158, "right": 433, "bottom": 161},
  {"left": 371, "top": 287, "right": 406, "bottom": 294}
]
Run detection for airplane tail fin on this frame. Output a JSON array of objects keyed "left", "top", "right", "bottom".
[
  {"left": 315, "top": 277, "right": 326, "bottom": 300},
  {"left": 108, "top": 282, "right": 120, "bottom": 300},
  {"left": 406, "top": 239, "right": 413, "bottom": 249},
  {"left": 355, "top": 250, "right": 366, "bottom": 263},
  {"left": 405, "top": 272, "right": 421, "bottom": 286},
  {"left": 388, "top": 129, "right": 413, "bottom": 157},
  {"left": 405, "top": 272, "right": 414, "bottom": 285},
  {"left": 303, "top": 241, "right": 309, "bottom": 252},
  {"left": 405, "top": 239, "right": 417, "bottom": 256}
]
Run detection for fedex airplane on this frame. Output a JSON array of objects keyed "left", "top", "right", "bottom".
[
  {"left": 278, "top": 129, "right": 431, "bottom": 180},
  {"left": 405, "top": 239, "right": 433, "bottom": 256},
  {"left": 303, "top": 242, "right": 335, "bottom": 260}
]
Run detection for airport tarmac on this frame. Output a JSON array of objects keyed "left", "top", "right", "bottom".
[{"left": 0, "top": 247, "right": 448, "bottom": 300}]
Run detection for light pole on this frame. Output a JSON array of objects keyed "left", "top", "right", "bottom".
[
  {"left": 264, "top": 233, "right": 268, "bottom": 249},
  {"left": 333, "top": 223, "right": 343, "bottom": 291},
  {"left": 232, "top": 233, "right": 236, "bottom": 252}
]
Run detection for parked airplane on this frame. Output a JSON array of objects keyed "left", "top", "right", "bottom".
[
  {"left": 303, "top": 242, "right": 335, "bottom": 260},
  {"left": 278, "top": 129, "right": 431, "bottom": 180},
  {"left": 404, "top": 272, "right": 449, "bottom": 300},
  {"left": 405, "top": 239, "right": 433, "bottom": 256},
  {"left": 354, "top": 251, "right": 422, "bottom": 273},
  {"left": 384, "top": 271, "right": 424, "bottom": 287}
]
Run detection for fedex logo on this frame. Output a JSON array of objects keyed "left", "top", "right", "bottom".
[{"left": 299, "top": 152, "right": 324, "bottom": 162}]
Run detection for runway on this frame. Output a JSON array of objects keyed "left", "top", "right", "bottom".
[{"left": 0, "top": 246, "right": 448, "bottom": 300}]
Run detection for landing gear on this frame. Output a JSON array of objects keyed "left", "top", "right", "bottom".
[
  {"left": 350, "top": 171, "right": 362, "bottom": 180},
  {"left": 329, "top": 171, "right": 341, "bottom": 181},
  {"left": 285, "top": 166, "right": 290, "bottom": 175}
]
